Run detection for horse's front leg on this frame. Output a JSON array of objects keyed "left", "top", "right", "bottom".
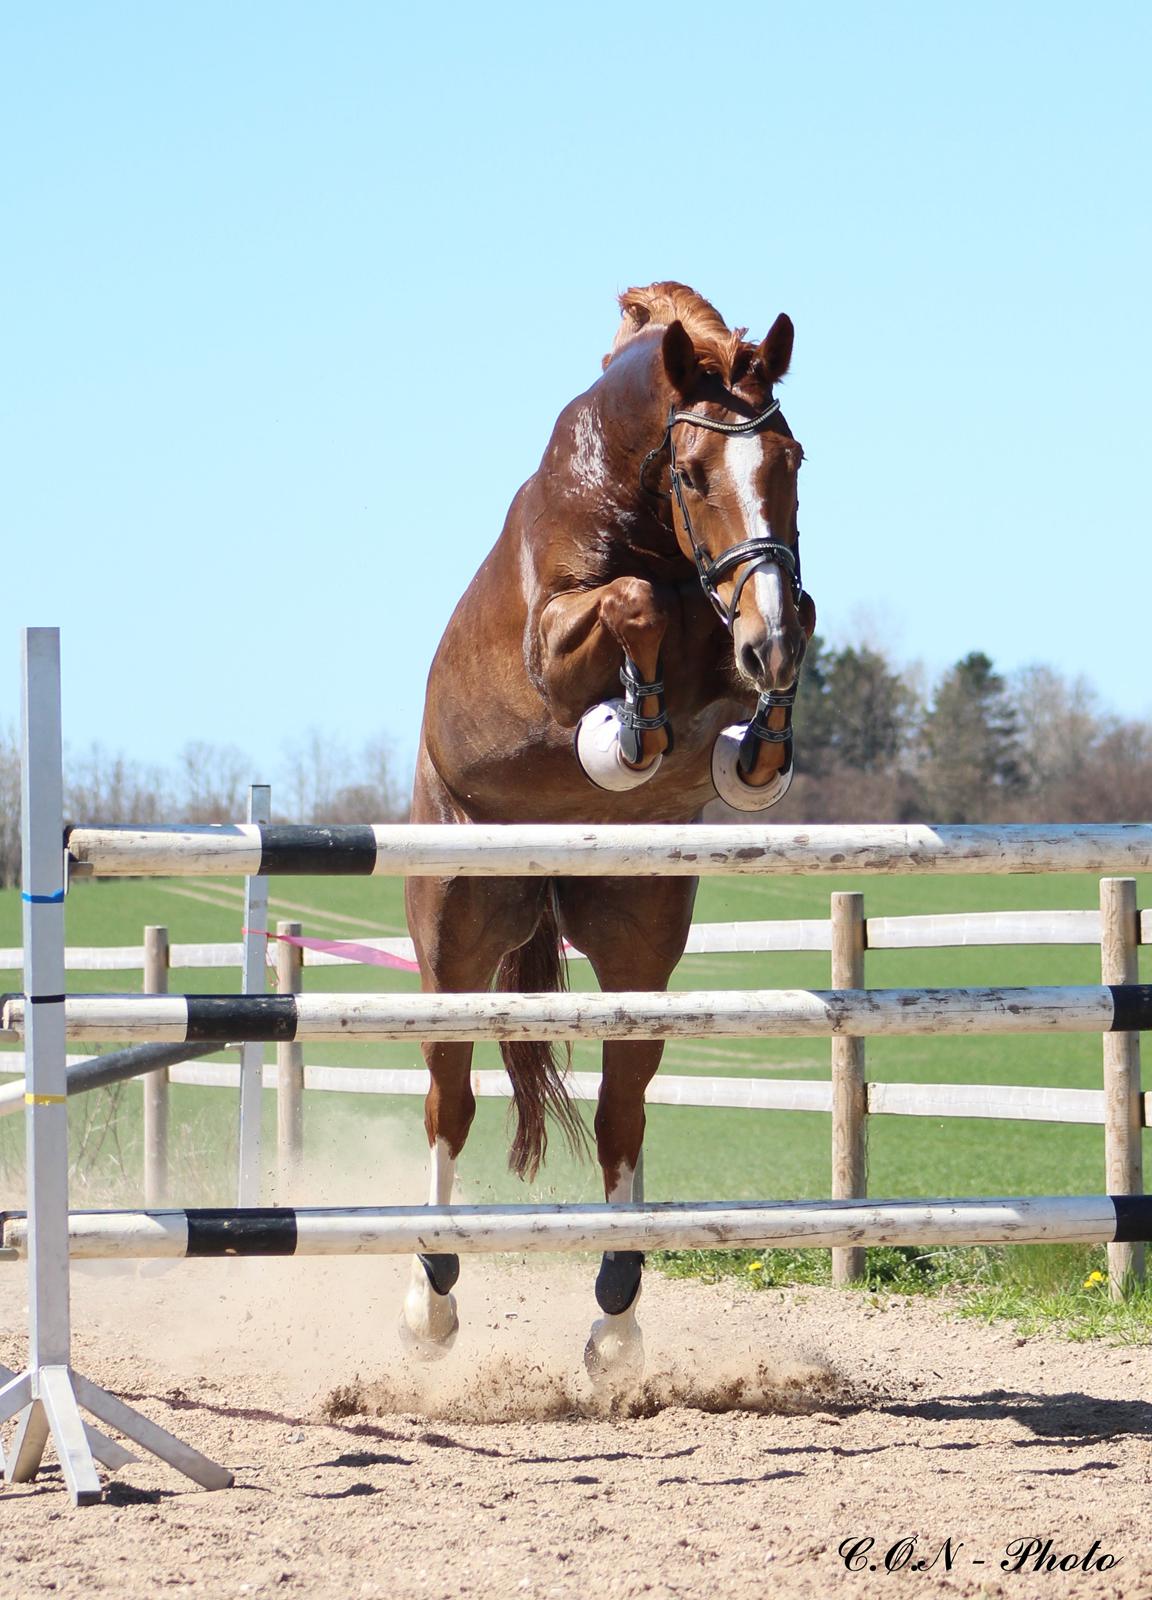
[{"left": 535, "top": 578, "right": 675, "bottom": 790}]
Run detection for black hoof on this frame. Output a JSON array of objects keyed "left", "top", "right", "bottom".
[
  {"left": 418, "top": 1252, "right": 460, "bottom": 1296},
  {"left": 618, "top": 724, "right": 644, "bottom": 766},
  {"left": 595, "top": 1250, "right": 644, "bottom": 1315}
]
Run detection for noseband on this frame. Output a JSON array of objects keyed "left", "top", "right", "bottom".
[{"left": 641, "top": 399, "right": 803, "bottom": 631}]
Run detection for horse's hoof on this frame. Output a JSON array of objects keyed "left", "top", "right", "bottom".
[
  {"left": 400, "top": 1258, "right": 459, "bottom": 1358},
  {"left": 398, "top": 1309, "right": 459, "bottom": 1361},
  {"left": 575, "top": 701, "right": 663, "bottom": 792},
  {"left": 711, "top": 722, "right": 793, "bottom": 811},
  {"left": 584, "top": 1314, "right": 645, "bottom": 1394}
]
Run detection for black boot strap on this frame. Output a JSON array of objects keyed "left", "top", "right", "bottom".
[{"left": 619, "top": 659, "right": 669, "bottom": 732}]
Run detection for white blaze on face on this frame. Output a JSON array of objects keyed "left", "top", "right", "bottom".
[
  {"left": 573, "top": 406, "right": 606, "bottom": 490},
  {"left": 723, "top": 433, "right": 785, "bottom": 633}
]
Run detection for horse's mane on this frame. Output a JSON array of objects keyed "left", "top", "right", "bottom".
[{"left": 603, "top": 281, "right": 749, "bottom": 383}]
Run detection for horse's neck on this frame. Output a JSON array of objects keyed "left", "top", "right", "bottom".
[{"left": 591, "top": 340, "right": 679, "bottom": 558}]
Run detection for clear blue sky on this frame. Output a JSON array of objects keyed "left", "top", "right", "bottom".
[{"left": 5, "top": 2, "right": 1149, "bottom": 796}]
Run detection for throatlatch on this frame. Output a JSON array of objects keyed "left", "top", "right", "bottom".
[
  {"left": 712, "top": 685, "right": 797, "bottom": 811},
  {"left": 575, "top": 656, "right": 669, "bottom": 792}
]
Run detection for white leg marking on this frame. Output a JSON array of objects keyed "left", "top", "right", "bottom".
[
  {"left": 607, "top": 1162, "right": 635, "bottom": 1204},
  {"left": 585, "top": 1161, "right": 644, "bottom": 1389},
  {"left": 401, "top": 1138, "right": 460, "bottom": 1353},
  {"left": 428, "top": 1136, "right": 457, "bottom": 1205}
]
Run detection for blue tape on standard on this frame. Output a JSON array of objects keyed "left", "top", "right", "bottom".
[{"left": 21, "top": 890, "right": 64, "bottom": 904}]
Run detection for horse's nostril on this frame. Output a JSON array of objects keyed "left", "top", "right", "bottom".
[{"left": 739, "top": 641, "right": 767, "bottom": 682}]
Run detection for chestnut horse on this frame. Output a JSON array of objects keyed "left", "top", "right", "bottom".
[{"left": 403, "top": 283, "right": 816, "bottom": 1383}]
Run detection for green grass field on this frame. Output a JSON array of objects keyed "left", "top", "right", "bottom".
[{"left": 2, "top": 868, "right": 1150, "bottom": 1333}]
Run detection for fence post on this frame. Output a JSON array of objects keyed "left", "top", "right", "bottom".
[
  {"left": 276, "top": 920, "right": 305, "bottom": 1191},
  {"left": 1101, "top": 876, "right": 1144, "bottom": 1296},
  {"left": 142, "top": 925, "right": 170, "bottom": 1206},
  {"left": 236, "top": 784, "right": 271, "bottom": 1206},
  {"left": 831, "top": 891, "right": 867, "bottom": 1286}
]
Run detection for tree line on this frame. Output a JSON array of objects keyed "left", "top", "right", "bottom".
[
  {"left": 2, "top": 644, "right": 1149, "bottom": 885},
  {"left": 757, "top": 642, "right": 1152, "bottom": 826}
]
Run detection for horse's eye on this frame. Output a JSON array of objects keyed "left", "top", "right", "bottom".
[{"left": 685, "top": 469, "right": 707, "bottom": 496}]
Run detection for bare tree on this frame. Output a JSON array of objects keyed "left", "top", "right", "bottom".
[
  {"left": 278, "top": 729, "right": 408, "bottom": 821},
  {"left": 65, "top": 742, "right": 170, "bottom": 823},
  {"left": 1010, "top": 663, "right": 1100, "bottom": 795},
  {"left": 175, "top": 741, "right": 249, "bottom": 821}
]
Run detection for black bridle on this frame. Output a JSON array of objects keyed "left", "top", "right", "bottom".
[
  {"left": 641, "top": 398, "right": 803, "bottom": 631},
  {"left": 634, "top": 397, "right": 805, "bottom": 780}
]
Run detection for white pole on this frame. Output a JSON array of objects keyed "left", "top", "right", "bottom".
[
  {"left": 5, "top": 629, "right": 103, "bottom": 1499},
  {"left": 236, "top": 785, "right": 270, "bottom": 1206}
]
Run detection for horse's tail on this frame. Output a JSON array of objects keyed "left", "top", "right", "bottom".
[{"left": 495, "top": 888, "right": 587, "bottom": 1181}]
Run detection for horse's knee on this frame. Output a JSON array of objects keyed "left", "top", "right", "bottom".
[{"left": 599, "top": 577, "right": 671, "bottom": 649}]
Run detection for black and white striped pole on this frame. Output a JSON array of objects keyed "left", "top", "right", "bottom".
[
  {"left": 64, "top": 821, "right": 1152, "bottom": 880},
  {"left": 0, "top": 628, "right": 232, "bottom": 1505},
  {"left": 3, "top": 1195, "right": 1152, "bottom": 1261},
  {"left": 6, "top": 984, "right": 1152, "bottom": 1044}
]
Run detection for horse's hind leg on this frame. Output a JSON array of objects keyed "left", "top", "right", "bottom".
[
  {"left": 556, "top": 876, "right": 696, "bottom": 1390},
  {"left": 401, "top": 870, "right": 546, "bottom": 1356}
]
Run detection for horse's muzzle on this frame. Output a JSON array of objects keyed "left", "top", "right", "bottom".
[{"left": 736, "top": 629, "right": 805, "bottom": 693}]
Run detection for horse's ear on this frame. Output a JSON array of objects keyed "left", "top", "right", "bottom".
[
  {"left": 756, "top": 313, "right": 794, "bottom": 384},
  {"left": 662, "top": 320, "right": 701, "bottom": 395}
]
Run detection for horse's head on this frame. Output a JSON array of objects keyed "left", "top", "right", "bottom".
[{"left": 659, "top": 315, "right": 816, "bottom": 693}]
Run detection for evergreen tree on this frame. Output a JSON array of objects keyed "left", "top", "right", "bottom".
[
  {"left": 792, "top": 634, "right": 836, "bottom": 774},
  {"left": 921, "top": 652, "right": 1025, "bottom": 821},
  {"left": 793, "top": 639, "right": 917, "bottom": 776},
  {"left": 823, "top": 646, "right": 915, "bottom": 772}
]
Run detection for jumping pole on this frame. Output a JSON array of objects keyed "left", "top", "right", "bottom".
[{"left": 2, "top": 1194, "right": 1151, "bottom": 1261}]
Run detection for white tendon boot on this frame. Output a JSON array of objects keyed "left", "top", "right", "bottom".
[
  {"left": 584, "top": 1292, "right": 646, "bottom": 1395},
  {"left": 575, "top": 701, "right": 663, "bottom": 791},
  {"left": 711, "top": 722, "right": 793, "bottom": 810},
  {"left": 399, "top": 1257, "right": 459, "bottom": 1359}
]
